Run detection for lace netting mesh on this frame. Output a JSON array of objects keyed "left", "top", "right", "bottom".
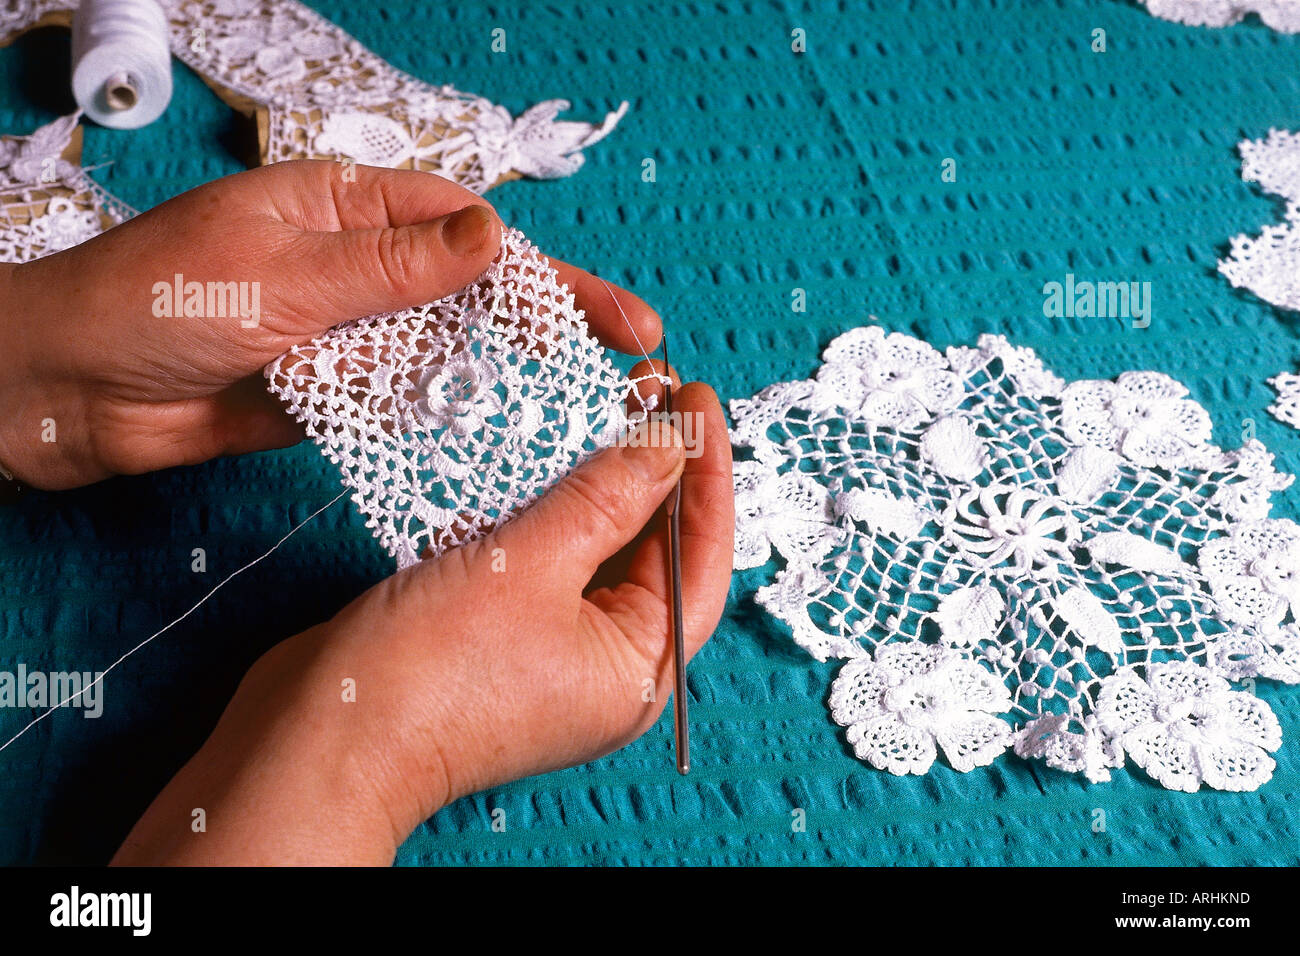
[{"left": 265, "top": 228, "right": 656, "bottom": 568}]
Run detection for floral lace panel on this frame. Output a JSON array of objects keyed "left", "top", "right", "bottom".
[
  {"left": 0, "top": 113, "right": 131, "bottom": 263},
  {"left": 266, "top": 228, "right": 656, "bottom": 569},
  {"left": 1220, "top": 129, "right": 1300, "bottom": 315},
  {"left": 0, "top": 0, "right": 627, "bottom": 194},
  {"left": 276, "top": 99, "right": 628, "bottom": 188},
  {"left": 1216, "top": 130, "right": 1300, "bottom": 434},
  {"left": 732, "top": 325, "right": 1298, "bottom": 792},
  {"left": 1139, "top": 0, "right": 1300, "bottom": 31}
]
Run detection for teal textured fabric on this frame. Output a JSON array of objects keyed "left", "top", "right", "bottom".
[{"left": 2, "top": 0, "right": 1300, "bottom": 865}]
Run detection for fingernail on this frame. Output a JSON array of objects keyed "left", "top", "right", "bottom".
[
  {"left": 441, "top": 205, "right": 494, "bottom": 257},
  {"left": 621, "top": 420, "right": 684, "bottom": 480}
]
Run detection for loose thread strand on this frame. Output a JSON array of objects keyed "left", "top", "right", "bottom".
[
  {"left": 596, "top": 277, "right": 670, "bottom": 383},
  {"left": 4, "top": 279, "right": 653, "bottom": 754},
  {"left": 0, "top": 490, "right": 347, "bottom": 754}
]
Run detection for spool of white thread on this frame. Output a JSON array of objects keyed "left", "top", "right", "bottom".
[{"left": 71, "top": 0, "right": 173, "bottom": 130}]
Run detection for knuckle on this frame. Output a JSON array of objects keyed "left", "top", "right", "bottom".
[
  {"left": 555, "top": 469, "right": 626, "bottom": 541},
  {"left": 425, "top": 534, "right": 492, "bottom": 592},
  {"left": 373, "top": 226, "right": 420, "bottom": 295}
]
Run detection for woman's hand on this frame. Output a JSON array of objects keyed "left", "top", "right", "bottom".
[
  {"left": 0, "top": 160, "right": 660, "bottom": 489},
  {"left": 111, "top": 380, "right": 734, "bottom": 866}
]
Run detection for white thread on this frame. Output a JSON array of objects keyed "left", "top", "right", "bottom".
[
  {"left": 596, "top": 276, "right": 672, "bottom": 387},
  {"left": 71, "top": 0, "right": 173, "bottom": 130},
  {"left": 0, "top": 491, "right": 346, "bottom": 753}
]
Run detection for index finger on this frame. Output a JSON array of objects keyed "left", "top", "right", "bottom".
[{"left": 546, "top": 258, "right": 664, "bottom": 358}]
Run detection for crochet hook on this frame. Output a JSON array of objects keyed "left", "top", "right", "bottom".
[
  {"left": 594, "top": 277, "right": 688, "bottom": 772},
  {"left": 662, "top": 335, "right": 689, "bottom": 775}
]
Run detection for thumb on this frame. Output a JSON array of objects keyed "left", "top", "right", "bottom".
[
  {"left": 492, "top": 421, "right": 686, "bottom": 587},
  {"left": 297, "top": 204, "right": 501, "bottom": 328}
]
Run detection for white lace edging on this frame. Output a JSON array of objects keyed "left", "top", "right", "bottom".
[
  {"left": 1139, "top": 0, "right": 1300, "bottom": 32},
  {"left": 0, "top": 0, "right": 627, "bottom": 194},
  {"left": 1220, "top": 129, "right": 1300, "bottom": 314},
  {"left": 1268, "top": 370, "right": 1300, "bottom": 430},
  {"left": 0, "top": 113, "right": 133, "bottom": 262},
  {"left": 1220, "top": 129, "right": 1300, "bottom": 435},
  {"left": 732, "top": 324, "right": 1297, "bottom": 792}
]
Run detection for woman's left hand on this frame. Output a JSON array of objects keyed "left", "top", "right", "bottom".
[{"left": 0, "top": 160, "right": 659, "bottom": 489}]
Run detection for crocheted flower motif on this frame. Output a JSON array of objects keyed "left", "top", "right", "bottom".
[
  {"left": 253, "top": 46, "right": 309, "bottom": 85},
  {"left": 942, "top": 486, "right": 1081, "bottom": 575},
  {"left": 731, "top": 325, "right": 1296, "bottom": 790},
  {"left": 1140, "top": 0, "right": 1300, "bottom": 33},
  {"left": 810, "top": 326, "right": 962, "bottom": 427},
  {"left": 413, "top": 354, "right": 507, "bottom": 438},
  {"left": 1061, "top": 371, "right": 1212, "bottom": 468},
  {"left": 1013, "top": 713, "right": 1125, "bottom": 783},
  {"left": 0, "top": 112, "right": 78, "bottom": 187},
  {"left": 830, "top": 642, "right": 1013, "bottom": 775},
  {"left": 1097, "top": 663, "right": 1282, "bottom": 792},
  {"left": 471, "top": 101, "right": 631, "bottom": 182},
  {"left": 733, "top": 461, "right": 836, "bottom": 570},
  {"left": 1199, "top": 519, "right": 1300, "bottom": 628}
]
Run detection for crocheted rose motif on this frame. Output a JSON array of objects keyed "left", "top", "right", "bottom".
[
  {"left": 810, "top": 326, "right": 962, "bottom": 427},
  {"left": 732, "top": 326, "right": 1298, "bottom": 791},
  {"left": 830, "top": 642, "right": 1012, "bottom": 775},
  {"left": 1061, "top": 371, "right": 1213, "bottom": 468},
  {"left": 1199, "top": 519, "right": 1300, "bottom": 628},
  {"left": 413, "top": 354, "right": 508, "bottom": 438},
  {"left": 1096, "top": 663, "right": 1282, "bottom": 792}
]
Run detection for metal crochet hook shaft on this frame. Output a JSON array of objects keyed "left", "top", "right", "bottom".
[
  {"left": 662, "top": 335, "right": 689, "bottom": 775},
  {"left": 594, "top": 277, "right": 689, "bottom": 772}
]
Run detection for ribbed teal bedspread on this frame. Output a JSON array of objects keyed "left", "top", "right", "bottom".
[{"left": 1, "top": 0, "right": 1297, "bottom": 864}]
